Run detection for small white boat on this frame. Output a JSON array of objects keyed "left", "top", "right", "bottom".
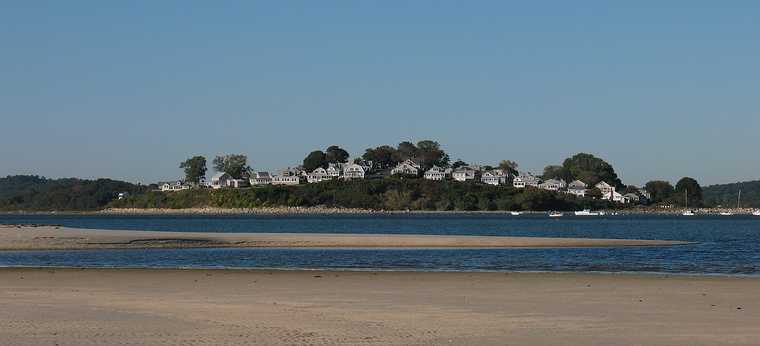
[
  {"left": 510, "top": 211, "right": 522, "bottom": 216},
  {"left": 682, "top": 189, "right": 695, "bottom": 216},
  {"left": 548, "top": 212, "right": 564, "bottom": 218},
  {"left": 753, "top": 210, "right": 760, "bottom": 216},
  {"left": 574, "top": 209, "right": 600, "bottom": 216},
  {"left": 719, "top": 212, "right": 734, "bottom": 216}
]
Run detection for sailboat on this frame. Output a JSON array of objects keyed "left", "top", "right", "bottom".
[
  {"left": 682, "top": 189, "right": 695, "bottom": 216},
  {"left": 720, "top": 190, "right": 740, "bottom": 216}
]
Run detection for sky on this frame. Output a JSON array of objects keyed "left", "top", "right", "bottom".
[{"left": 1, "top": 1, "right": 759, "bottom": 186}]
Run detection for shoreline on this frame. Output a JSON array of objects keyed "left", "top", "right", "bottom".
[
  {"left": 2, "top": 268, "right": 759, "bottom": 345},
  {"left": 0, "top": 225, "right": 690, "bottom": 251},
  {"left": 1, "top": 206, "right": 758, "bottom": 216}
]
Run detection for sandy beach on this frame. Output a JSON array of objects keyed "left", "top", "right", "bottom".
[
  {"left": 0, "top": 225, "right": 688, "bottom": 250},
  {"left": 0, "top": 268, "right": 757, "bottom": 345}
]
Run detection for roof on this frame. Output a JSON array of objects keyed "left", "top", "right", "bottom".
[{"left": 212, "top": 172, "right": 230, "bottom": 180}]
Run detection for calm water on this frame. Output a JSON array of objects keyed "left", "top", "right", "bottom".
[{"left": 1, "top": 214, "right": 759, "bottom": 275}]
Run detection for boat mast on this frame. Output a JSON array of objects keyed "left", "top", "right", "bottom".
[{"left": 738, "top": 189, "right": 742, "bottom": 209}]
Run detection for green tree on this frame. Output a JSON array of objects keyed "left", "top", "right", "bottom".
[
  {"left": 644, "top": 180, "right": 674, "bottom": 203},
  {"left": 213, "top": 154, "right": 250, "bottom": 179},
  {"left": 325, "top": 145, "right": 350, "bottom": 164},
  {"left": 498, "top": 160, "right": 519, "bottom": 177},
  {"left": 675, "top": 177, "right": 703, "bottom": 207},
  {"left": 562, "top": 153, "right": 622, "bottom": 187},
  {"left": 415, "top": 140, "right": 450, "bottom": 169},
  {"left": 451, "top": 160, "right": 468, "bottom": 169},
  {"left": 542, "top": 165, "right": 572, "bottom": 182},
  {"left": 362, "top": 145, "right": 397, "bottom": 169},
  {"left": 394, "top": 141, "right": 418, "bottom": 162},
  {"left": 303, "top": 150, "right": 327, "bottom": 172},
  {"left": 179, "top": 156, "right": 207, "bottom": 184}
]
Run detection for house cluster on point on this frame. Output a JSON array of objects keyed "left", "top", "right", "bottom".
[{"left": 159, "top": 155, "right": 651, "bottom": 205}]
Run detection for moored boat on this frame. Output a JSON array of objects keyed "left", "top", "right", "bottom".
[
  {"left": 574, "top": 209, "right": 600, "bottom": 216},
  {"left": 548, "top": 211, "right": 563, "bottom": 218}
]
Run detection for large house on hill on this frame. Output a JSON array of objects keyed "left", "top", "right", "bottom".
[
  {"left": 513, "top": 173, "right": 540, "bottom": 188},
  {"left": 452, "top": 167, "right": 477, "bottom": 182},
  {"left": 160, "top": 180, "right": 192, "bottom": 192},
  {"left": 539, "top": 178, "right": 567, "bottom": 191},
  {"left": 391, "top": 160, "right": 421, "bottom": 176},
  {"left": 211, "top": 172, "right": 233, "bottom": 189},
  {"left": 343, "top": 163, "right": 366, "bottom": 180},
  {"left": 307, "top": 167, "right": 331, "bottom": 183},
  {"left": 250, "top": 172, "right": 272, "bottom": 186},
  {"left": 272, "top": 175, "right": 300, "bottom": 185},
  {"left": 567, "top": 180, "right": 588, "bottom": 197},
  {"left": 595, "top": 181, "right": 615, "bottom": 196},
  {"left": 481, "top": 169, "right": 509, "bottom": 186},
  {"left": 424, "top": 165, "right": 450, "bottom": 181}
]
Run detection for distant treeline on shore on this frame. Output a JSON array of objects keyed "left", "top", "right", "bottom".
[{"left": 1, "top": 174, "right": 759, "bottom": 212}]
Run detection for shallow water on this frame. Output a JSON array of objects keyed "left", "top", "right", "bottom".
[{"left": 1, "top": 214, "right": 759, "bottom": 275}]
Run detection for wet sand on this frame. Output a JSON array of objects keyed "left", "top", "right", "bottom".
[
  {"left": 0, "top": 225, "right": 688, "bottom": 250},
  {"left": 0, "top": 268, "right": 758, "bottom": 345}
]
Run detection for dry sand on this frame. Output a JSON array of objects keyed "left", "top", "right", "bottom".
[
  {"left": 0, "top": 225, "right": 688, "bottom": 250},
  {"left": 0, "top": 268, "right": 758, "bottom": 345}
]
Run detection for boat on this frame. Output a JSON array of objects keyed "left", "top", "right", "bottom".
[
  {"left": 548, "top": 212, "right": 564, "bottom": 218},
  {"left": 510, "top": 211, "right": 522, "bottom": 216},
  {"left": 574, "top": 209, "right": 600, "bottom": 216},
  {"left": 720, "top": 189, "right": 741, "bottom": 216},
  {"left": 682, "top": 189, "right": 695, "bottom": 216},
  {"left": 753, "top": 210, "right": 760, "bottom": 216}
]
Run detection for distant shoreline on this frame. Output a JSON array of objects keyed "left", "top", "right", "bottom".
[{"left": 1, "top": 206, "right": 758, "bottom": 216}]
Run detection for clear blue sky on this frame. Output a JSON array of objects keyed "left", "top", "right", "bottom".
[{"left": 1, "top": 1, "right": 758, "bottom": 186}]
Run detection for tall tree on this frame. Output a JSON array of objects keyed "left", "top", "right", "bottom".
[
  {"left": 542, "top": 165, "right": 572, "bottom": 181},
  {"left": 562, "top": 153, "right": 622, "bottom": 187},
  {"left": 179, "top": 156, "right": 207, "bottom": 184},
  {"left": 394, "top": 141, "right": 418, "bottom": 162},
  {"left": 362, "top": 145, "right": 397, "bottom": 169},
  {"left": 675, "top": 177, "right": 703, "bottom": 207},
  {"left": 498, "top": 160, "right": 519, "bottom": 177},
  {"left": 644, "top": 180, "right": 674, "bottom": 203},
  {"left": 213, "top": 154, "right": 250, "bottom": 179},
  {"left": 303, "top": 150, "right": 327, "bottom": 172},
  {"left": 325, "top": 145, "right": 350, "bottom": 164},
  {"left": 415, "top": 140, "right": 449, "bottom": 169}
]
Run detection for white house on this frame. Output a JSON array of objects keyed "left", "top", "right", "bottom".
[
  {"left": 160, "top": 180, "right": 192, "bottom": 192},
  {"left": 391, "top": 160, "right": 421, "bottom": 176},
  {"left": 326, "top": 164, "right": 341, "bottom": 178},
  {"left": 603, "top": 189, "right": 629, "bottom": 203},
  {"left": 342, "top": 163, "right": 366, "bottom": 180},
  {"left": 211, "top": 172, "right": 233, "bottom": 189},
  {"left": 567, "top": 180, "right": 588, "bottom": 197},
  {"left": 424, "top": 165, "right": 448, "bottom": 181},
  {"left": 624, "top": 193, "right": 640, "bottom": 203},
  {"left": 539, "top": 179, "right": 567, "bottom": 191},
  {"left": 250, "top": 172, "right": 272, "bottom": 186},
  {"left": 272, "top": 175, "right": 300, "bottom": 185},
  {"left": 595, "top": 181, "right": 615, "bottom": 196},
  {"left": 481, "top": 169, "right": 509, "bottom": 186},
  {"left": 452, "top": 167, "right": 477, "bottom": 182},
  {"left": 229, "top": 179, "right": 250, "bottom": 189},
  {"left": 513, "top": 173, "right": 541, "bottom": 188},
  {"left": 306, "top": 167, "right": 332, "bottom": 183}
]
